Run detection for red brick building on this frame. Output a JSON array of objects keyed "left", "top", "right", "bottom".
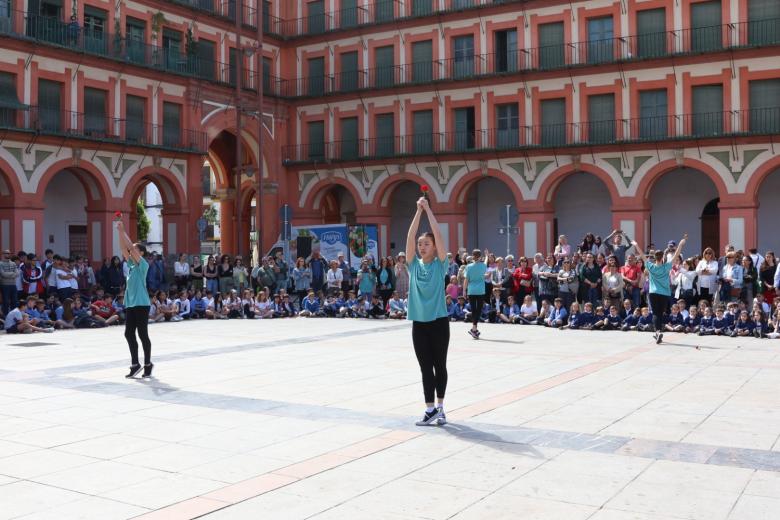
[{"left": 1, "top": 0, "right": 779, "bottom": 260}]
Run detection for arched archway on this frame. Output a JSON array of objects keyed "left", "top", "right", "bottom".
[
  {"left": 462, "top": 177, "right": 516, "bottom": 253},
  {"left": 123, "top": 168, "right": 187, "bottom": 255},
  {"left": 552, "top": 172, "right": 613, "bottom": 246},
  {"left": 320, "top": 185, "right": 357, "bottom": 225},
  {"left": 649, "top": 168, "right": 720, "bottom": 254},
  {"left": 757, "top": 168, "right": 780, "bottom": 252}
]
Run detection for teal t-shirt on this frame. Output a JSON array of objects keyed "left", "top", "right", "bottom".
[
  {"left": 646, "top": 261, "right": 673, "bottom": 296},
  {"left": 407, "top": 256, "right": 448, "bottom": 322},
  {"left": 125, "top": 257, "right": 151, "bottom": 308},
  {"left": 464, "top": 261, "right": 487, "bottom": 296}
]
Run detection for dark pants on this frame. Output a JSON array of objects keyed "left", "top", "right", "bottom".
[
  {"left": 468, "top": 295, "right": 484, "bottom": 326},
  {"left": 1, "top": 284, "right": 17, "bottom": 316},
  {"left": 125, "top": 306, "right": 152, "bottom": 366},
  {"left": 412, "top": 317, "right": 450, "bottom": 403},
  {"left": 648, "top": 293, "right": 669, "bottom": 333}
]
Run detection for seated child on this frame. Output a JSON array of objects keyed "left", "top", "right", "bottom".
[
  {"left": 604, "top": 305, "right": 622, "bottom": 330},
  {"left": 731, "top": 310, "right": 754, "bottom": 337},
  {"left": 622, "top": 307, "right": 641, "bottom": 331},
  {"left": 545, "top": 298, "right": 568, "bottom": 328},
  {"left": 517, "top": 295, "right": 538, "bottom": 324},
  {"left": 536, "top": 300, "right": 551, "bottom": 326},
  {"left": 578, "top": 302, "right": 595, "bottom": 330},
  {"left": 499, "top": 295, "right": 520, "bottom": 324},
  {"left": 637, "top": 307, "right": 654, "bottom": 332},
  {"left": 591, "top": 306, "right": 607, "bottom": 330},
  {"left": 564, "top": 301, "right": 582, "bottom": 329},
  {"left": 683, "top": 306, "right": 701, "bottom": 334},
  {"left": 664, "top": 304, "right": 684, "bottom": 332}
]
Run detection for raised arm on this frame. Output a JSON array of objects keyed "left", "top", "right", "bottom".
[
  {"left": 116, "top": 221, "right": 142, "bottom": 265},
  {"left": 419, "top": 198, "right": 447, "bottom": 262},
  {"left": 671, "top": 234, "right": 688, "bottom": 262},
  {"left": 406, "top": 199, "right": 424, "bottom": 260},
  {"left": 631, "top": 241, "right": 646, "bottom": 263}
]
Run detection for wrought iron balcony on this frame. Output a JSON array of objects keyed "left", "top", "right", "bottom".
[
  {"left": 281, "top": 108, "right": 780, "bottom": 164},
  {"left": 0, "top": 106, "right": 208, "bottom": 153}
]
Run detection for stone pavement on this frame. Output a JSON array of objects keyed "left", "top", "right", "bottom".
[{"left": 1, "top": 318, "right": 779, "bottom": 519}]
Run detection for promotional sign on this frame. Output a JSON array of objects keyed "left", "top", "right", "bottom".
[
  {"left": 269, "top": 223, "right": 378, "bottom": 269},
  {"left": 348, "top": 225, "right": 379, "bottom": 270}
]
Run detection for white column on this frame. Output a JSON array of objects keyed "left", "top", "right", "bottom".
[
  {"left": 728, "top": 218, "right": 745, "bottom": 251},
  {"left": 0, "top": 220, "right": 9, "bottom": 251},
  {"left": 91, "top": 221, "right": 101, "bottom": 261},
  {"left": 167, "top": 222, "right": 177, "bottom": 256},
  {"left": 523, "top": 221, "right": 537, "bottom": 258},
  {"left": 22, "top": 220, "right": 35, "bottom": 254}
]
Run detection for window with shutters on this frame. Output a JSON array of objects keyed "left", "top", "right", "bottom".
[
  {"left": 453, "top": 107, "right": 475, "bottom": 150},
  {"left": 375, "top": 113, "right": 395, "bottom": 157},
  {"left": 262, "top": 1, "right": 271, "bottom": 33},
  {"left": 691, "top": 85, "right": 723, "bottom": 136},
  {"left": 494, "top": 30, "right": 518, "bottom": 72},
  {"left": 126, "top": 18, "right": 146, "bottom": 66},
  {"left": 340, "top": 117, "right": 359, "bottom": 160},
  {"left": 495, "top": 104, "right": 519, "bottom": 148},
  {"left": 748, "top": 0, "right": 780, "bottom": 45},
  {"left": 587, "top": 17, "right": 614, "bottom": 64},
  {"left": 38, "top": 79, "right": 61, "bottom": 132},
  {"left": 453, "top": 35, "right": 474, "bottom": 78},
  {"left": 263, "top": 57, "right": 272, "bottom": 93},
  {"left": 308, "top": 121, "right": 325, "bottom": 160},
  {"left": 31, "top": 0, "right": 64, "bottom": 44},
  {"left": 308, "top": 57, "right": 325, "bottom": 96},
  {"left": 83, "top": 6, "right": 107, "bottom": 55},
  {"left": 84, "top": 87, "right": 107, "bottom": 136},
  {"left": 636, "top": 9, "right": 666, "bottom": 58},
  {"left": 587, "top": 94, "right": 615, "bottom": 143},
  {"left": 162, "top": 102, "right": 181, "bottom": 147},
  {"left": 540, "top": 98, "right": 566, "bottom": 146},
  {"left": 339, "top": 51, "right": 358, "bottom": 92},
  {"left": 162, "top": 29, "right": 183, "bottom": 73},
  {"left": 0, "top": 0, "right": 11, "bottom": 33},
  {"left": 374, "top": 45, "right": 395, "bottom": 88},
  {"left": 639, "top": 89, "right": 668, "bottom": 139},
  {"left": 690, "top": 1, "right": 721, "bottom": 52},
  {"left": 126, "top": 95, "right": 146, "bottom": 143},
  {"left": 375, "top": 0, "right": 393, "bottom": 22},
  {"left": 538, "top": 22, "right": 565, "bottom": 70},
  {"left": 341, "top": 0, "right": 357, "bottom": 28},
  {"left": 228, "top": 47, "right": 238, "bottom": 87},
  {"left": 0, "top": 72, "right": 18, "bottom": 127},
  {"left": 453, "top": 0, "right": 473, "bottom": 8},
  {"left": 196, "top": 38, "right": 216, "bottom": 81},
  {"left": 412, "top": 110, "right": 434, "bottom": 154},
  {"left": 307, "top": 0, "right": 325, "bottom": 34},
  {"left": 749, "top": 79, "right": 780, "bottom": 133},
  {"left": 411, "top": 40, "right": 433, "bottom": 83},
  {"left": 412, "top": 0, "right": 433, "bottom": 16}
]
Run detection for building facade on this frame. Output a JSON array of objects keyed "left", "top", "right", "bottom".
[{"left": 1, "top": 0, "right": 779, "bottom": 261}]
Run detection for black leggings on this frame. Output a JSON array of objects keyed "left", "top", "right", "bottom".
[
  {"left": 125, "top": 306, "right": 152, "bottom": 366},
  {"left": 468, "top": 295, "right": 484, "bottom": 326},
  {"left": 648, "top": 293, "right": 669, "bottom": 333},
  {"left": 412, "top": 317, "right": 450, "bottom": 403}
]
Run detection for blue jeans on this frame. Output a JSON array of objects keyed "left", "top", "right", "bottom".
[
  {"left": 1, "top": 284, "right": 17, "bottom": 316},
  {"left": 206, "top": 278, "right": 219, "bottom": 295},
  {"left": 587, "top": 287, "right": 600, "bottom": 306},
  {"left": 626, "top": 287, "right": 641, "bottom": 308}
]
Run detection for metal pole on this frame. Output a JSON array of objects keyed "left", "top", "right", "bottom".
[
  {"left": 506, "top": 205, "right": 511, "bottom": 257},
  {"left": 256, "top": 0, "right": 264, "bottom": 260},
  {"left": 234, "top": 0, "right": 243, "bottom": 258}
]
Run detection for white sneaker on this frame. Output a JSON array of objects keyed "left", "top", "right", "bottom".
[
  {"left": 44, "top": 327, "right": 55, "bottom": 333},
  {"left": 436, "top": 407, "right": 447, "bottom": 425}
]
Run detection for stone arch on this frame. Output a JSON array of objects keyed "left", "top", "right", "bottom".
[
  {"left": 535, "top": 163, "right": 620, "bottom": 208},
  {"left": 0, "top": 157, "right": 23, "bottom": 204},
  {"left": 34, "top": 160, "right": 113, "bottom": 209},
  {"left": 744, "top": 155, "right": 780, "bottom": 201},
  {"left": 303, "top": 177, "right": 365, "bottom": 210},
  {"left": 373, "top": 173, "right": 433, "bottom": 208},
  {"left": 634, "top": 158, "right": 730, "bottom": 204},
  {"left": 449, "top": 168, "right": 524, "bottom": 208}
]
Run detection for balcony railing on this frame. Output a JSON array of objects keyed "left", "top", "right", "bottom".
[
  {"left": 169, "top": 1, "right": 259, "bottom": 29},
  {"left": 0, "top": 106, "right": 207, "bottom": 153},
  {"left": 282, "top": 107, "right": 780, "bottom": 163},
  {"left": 283, "top": 19, "right": 780, "bottom": 97}
]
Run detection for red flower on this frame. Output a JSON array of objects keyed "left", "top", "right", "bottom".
[
  {"left": 114, "top": 211, "right": 122, "bottom": 220},
  {"left": 421, "top": 185, "right": 430, "bottom": 193}
]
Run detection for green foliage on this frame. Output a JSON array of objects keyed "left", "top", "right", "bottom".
[
  {"left": 203, "top": 204, "right": 218, "bottom": 225},
  {"left": 136, "top": 199, "right": 151, "bottom": 242}
]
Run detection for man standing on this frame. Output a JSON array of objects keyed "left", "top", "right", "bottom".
[
  {"left": 117, "top": 220, "right": 153, "bottom": 379},
  {"left": 604, "top": 229, "right": 633, "bottom": 266},
  {"left": 634, "top": 234, "right": 687, "bottom": 344},
  {"left": 337, "top": 252, "right": 352, "bottom": 292},
  {"left": 310, "top": 250, "right": 328, "bottom": 294},
  {"left": 620, "top": 254, "right": 642, "bottom": 308},
  {"left": 0, "top": 250, "right": 18, "bottom": 316}
]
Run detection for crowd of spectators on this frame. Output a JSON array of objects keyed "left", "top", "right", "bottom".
[{"left": 1, "top": 229, "right": 778, "bottom": 339}]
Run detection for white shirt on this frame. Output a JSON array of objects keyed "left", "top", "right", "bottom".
[
  {"left": 55, "top": 268, "right": 71, "bottom": 289},
  {"left": 751, "top": 253, "right": 764, "bottom": 271},
  {"left": 326, "top": 269, "right": 343, "bottom": 288},
  {"left": 5, "top": 308, "right": 23, "bottom": 330},
  {"left": 695, "top": 260, "right": 719, "bottom": 290},
  {"left": 176, "top": 298, "right": 190, "bottom": 315},
  {"left": 520, "top": 302, "right": 538, "bottom": 316},
  {"left": 174, "top": 262, "right": 190, "bottom": 277},
  {"left": 69, "top": 268, "right": 79, "bottom": 290},
  {"left": 675, "top": 269, "right": 698, "bottom": 297}
]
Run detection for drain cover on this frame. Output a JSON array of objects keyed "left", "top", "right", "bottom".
[{"left": 9, "top": 342, "right": 57, "bottom": 347}]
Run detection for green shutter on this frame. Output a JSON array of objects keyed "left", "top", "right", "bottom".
[
  {"left": 37, "top": 79, "right": 61, "bottom": 132},
  {"left": 639, "top": 89, "right": 668, "bottom": 139},
  {"left": 411, "top": 40, "right": 432, "bottom": 83},
  {"left": 749, "top": 0, "right": 780, "bottom": 45},
  {"left": 636, "top": 9, "right": 666, "bottom": 58},
  {"left": 84, "top": 87, "right": 107, "bottom": 135},
  {"left": 228, "top": 47, "right": 238, "bottom": 86},
  {"left": 339, "top": 51, "right": 358, "bottom": 92},
  {"left": 541, "top": 98, "right": 566, "bottom": 146},
  {"left": 374, "top": 45, "right": 394, "bottom": 88},
  {"left": 262, "top": 57, "right": 272, "bottom": 93},
  {"left": 307, "top": 0, "right": 325, "bottom": 34},
  {"left": 412, "top": 110, "right": 433, "bottom": 153},
  {"left": 308, "top": 121, "right": 325, "bottom": 160},
  {"left": 749, "top": 79, "right": 780, "bottom": 133},
  {"left": 588, "top": 94, "right": 615, "bottom": 143},
  {"left": 341, "top": 0, "right": 357, "bottom": 28},
  {"left": 375, "top": 113, "right": 394, "bottom": 157},
  {"left": 196, "top": 39, "right": 215, "bottom": 80},
  {"left": 340, "top": 117, "right": 358, "bottom": 159},
  {"left": 126, "top": 95, "right": 145, "bottom": 142},
  {"left": 162, "top": 102, "right": 181, "bottom": 146},
  {"left": 538, "top": 22, "right": 565, "bottom": 69},
  {"left": 452, "top": 35, "right": 474, "bottom": 78},
  {"left": 495, "top": 104, "right": 519, "bottom": 148},
  {"left": 307, "top": 57, "right": 325, "bottom": 96},
  {"left": 375, "top": 0, "right": 393, "bottom": 22},
  {"left": 412, "top": 0, "right": 433, "bottom": 16},
  {"left": 587, "top": 17, "right": 614, "bottom": 64},
  {"left": 691, "top": 1, "right": 722, "bottom": 52},
  {"left": 0, "top": 71, "right": 22, "bottom": 109},
  {"left": 453, "top": 107, "right": 475, "bottom": 150},
  {"left": 692, "top": 84, "right": 723, "bottom": 136}
]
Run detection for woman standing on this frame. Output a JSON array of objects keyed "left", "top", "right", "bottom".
[
  {"left": 190, "top": 256, "right": 204, "bottom": 292},
  {"left": 463, "top": 249, "right": 487, "bottom": 340},
  {"left": 741, "top": 255, "right": 758, "bottom": 306},
  {"left": 174, "top": 254, "right": 190, "bottom": 289},
  {"left": 760, "top": 251, "right": 777, "bottom": 305},
  {"left": 292, "top": 257, "right": 312, "bottom": 303},
  {"left": 106, "top": 256, "right": 125, "bottom": 296},
  {"left": 116, "top": 220, "right": 153, "bottom": 379},
  {"left": 204, "top": 256, "right": 219, "bottom": 294},
  {"left": 217, "top": 255, "right": 234, "bottom": 294},
  {"left": 377, "top": 257, "right": 395, "bottom": 306},
  {"left": 602, "top": 257, "right": 625, "bottom": 310},
  {"left": 406, "top": 196, "right": 449, "bottom": 427},
  {"left": 233, "top": 257, "right": 249, "bottom": 292},
  {"left": 394, "top": 252, "right": 410, "bottom": 299},
  {"left": 695, "top": 248, "right": 719, "bottom": 304}
]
